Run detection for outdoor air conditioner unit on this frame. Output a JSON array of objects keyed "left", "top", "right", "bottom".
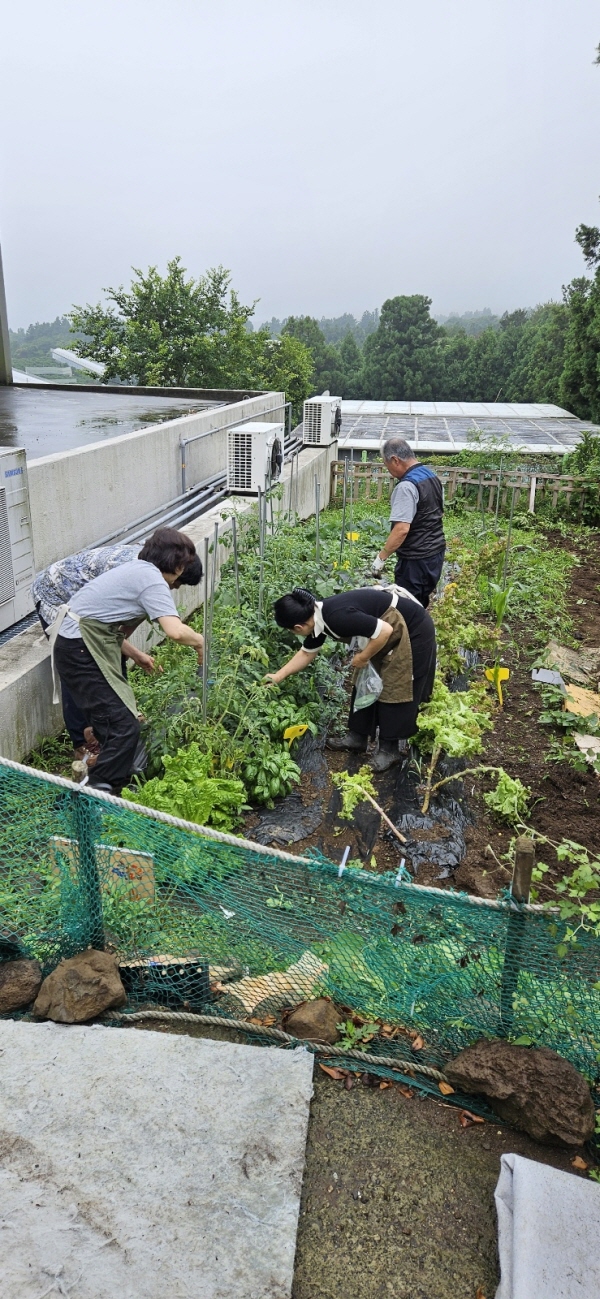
[
  {"left": 227, "top": 422, "right": 284, "bottom": 495},
  {"left": 302, "top": 394, "right": 342, "bottom": 447},
  {"left": 0, "top": 447, "right": 36, "bottom": 633}
]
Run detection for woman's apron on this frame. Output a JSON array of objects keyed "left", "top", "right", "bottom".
[
  {"left": 314, "top": 592, "right": 415, "bottom": 708},
  {"left": 48, "top": 605, "right": 144, "bottom": 717}
]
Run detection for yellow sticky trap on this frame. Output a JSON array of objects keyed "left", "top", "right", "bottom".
[
  {"left": 283, "top": 723, "right": 309, "bottom": 747},
  {"left": 346, "top": 531, "right": 360, "bottom": 541},
  {"left": 485, "top": 664, "right": 510, "bottom": 707}
]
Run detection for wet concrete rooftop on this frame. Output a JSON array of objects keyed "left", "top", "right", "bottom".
[{"left": 0, "top": 385, "right": 220, "bottom": 458}]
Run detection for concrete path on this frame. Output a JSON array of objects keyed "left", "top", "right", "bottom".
[{"left": 0, "top": 1021, "right": 313, "bottom": 1298}]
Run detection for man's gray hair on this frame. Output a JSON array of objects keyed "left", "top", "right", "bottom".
[{"left": 382, "top": 437, "right": 414, "bottom": 463}]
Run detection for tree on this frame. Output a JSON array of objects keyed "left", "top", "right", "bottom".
[
  {"left": 361, "top": 295, "right": 443, "bottom": 399},
  {"left": 281, "top": 315, "right": 345, "bottom": 395},
  {"left": 256, "top": 334, "right": 314, "bottom": 423},
  {"left": 339, "top": 332, "right": 363, "bottom": 397},
  {"left": 69, "top": 259, "right": 262, "bottom": 388},
  {"left": 505, "top": 303, "right": 569, "bottom": 404},
  {"left": 559, "top": 273, "right": 600, "bottom": 421}
]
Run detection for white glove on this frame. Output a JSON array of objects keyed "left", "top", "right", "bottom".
[{"left": 371, "top": 554, "right": 385, "bottom": 574}]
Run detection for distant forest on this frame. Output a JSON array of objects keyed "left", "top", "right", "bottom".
[{"left": 10, "top": 214, "right": 600, "bottom": 422}]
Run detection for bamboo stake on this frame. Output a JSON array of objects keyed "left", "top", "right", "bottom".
[
  {"left": 202, "top": 536, "right": 209, "bottom": 722},
  {"left": 232, "top": 515, "right": 240, "bottom": 607},
  {"left": 356, "top": 786, "right": 407, "bottom": 845}
]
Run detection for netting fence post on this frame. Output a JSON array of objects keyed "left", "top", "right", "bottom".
[
  {"left": 71, "top": 789, "right": 105, "bottom": 950},
  {"left": 500, "top": 836, "right": 535, "bottom": 1034}
]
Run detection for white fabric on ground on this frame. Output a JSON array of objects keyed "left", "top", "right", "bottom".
[{"left": 495, "top": 1152, "right": 600, "bottom": 1298}]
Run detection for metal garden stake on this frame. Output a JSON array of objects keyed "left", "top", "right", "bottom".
[
  {"left": 339, "top": 457, "right": 348, "bottom": 565},
  {"left": 232, "top": 515, "right": 240, "bottom": 607},
  {"left": 314, "top": 475, "right": 320, "bottom": 562},
  {"left": 202, "top": 535, "right": 209, "bottom": 722}
]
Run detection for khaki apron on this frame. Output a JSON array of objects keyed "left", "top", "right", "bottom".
[
  {"left": 48, "top": 606, "right": 144, "bottom": 717},
  {"left": 352, "top": 607, "right": 414, "bottom": 705}
]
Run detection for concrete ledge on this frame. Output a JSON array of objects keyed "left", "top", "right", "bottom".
[
  {"left": 28, "top": 391, "right": 285, "bottom": 570},
  {"left": 0, "top": 443, "right": 338, "bottom": 760}
]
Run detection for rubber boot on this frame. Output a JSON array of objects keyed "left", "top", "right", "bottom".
[
  {"left": 370, "top": 739, "right": 405, "bottom": 773},
  {"left": 326, "top": 731, "right": 368, "bottom": 752}
]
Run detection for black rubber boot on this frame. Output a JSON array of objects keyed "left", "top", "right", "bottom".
[
  {"left": 326, "top": 731, "right": 368, "bottom": 753},
  {"left": 370, "top": 739, "right": 405, "bottom": 773}
]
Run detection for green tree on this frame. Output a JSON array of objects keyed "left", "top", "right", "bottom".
[
  {"left": 69, "top": 259, "right": 261, "bottom": 388},
  {"left": 339, "top": 332, "right": 363, "bottom": 397},
  {"left": 281, "top": 316, "right": 345, "bottom": 395},
  {"left": 256, "top": 334, "right": 314, "bottom": 423},
  {"left": 361, "top": 295, "right": 444, "bottom": 399},
  {"left": 505, "top": 303, "right": 569, "bottom": 404}
]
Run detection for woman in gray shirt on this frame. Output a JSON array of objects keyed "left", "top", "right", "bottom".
[{"left": 51, "top": 527, "right": 204, "bottom": 795}]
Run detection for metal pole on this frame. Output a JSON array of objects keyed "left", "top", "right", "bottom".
[
  {"left": 502, "top": 486, "right": 517, "bottom": 588},
  {"left": 202, "top": 536, "right": 209, "bottom": 722},
  {"left": 209, "top": 520, "right": 218, "bottom": 638},
  {"left": 314, "top": 475, "right": 320, "bottom": 563},
  {"left": 295, "top": 450, "right": 300, "bottom": 518},
  {"left": 232, "top": 515, "right": 240, "bottom": 607},
  {"left": 339, "top": 458, "right": 348, "bottom": 565},
  {"left": 494, "top": 456, "right": 504, "bottom": 526},
  {"left": 257, "top": 487, "right": 265, "bottom": 618},
  {"left": 180, "top": 441, "right": 187, "bottom": 495}
]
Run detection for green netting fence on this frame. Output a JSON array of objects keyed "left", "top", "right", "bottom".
[{"left": 1, "top": 757, "right": 599, "bottom": 1100}]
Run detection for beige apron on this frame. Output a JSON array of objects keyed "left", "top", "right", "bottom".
[
  {"left": 353, "top": 607, "right": 414, "bottom": 704},
  {"left": 48, "top": 606, "right": 144, "bottom": 717}
]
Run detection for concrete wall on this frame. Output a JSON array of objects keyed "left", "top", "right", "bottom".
[
  {"left": 28, "top": 392, "right": 285, "bottom": 571},
  {"left": 0, "top": 442, "right": 338, "bottom": 761}
]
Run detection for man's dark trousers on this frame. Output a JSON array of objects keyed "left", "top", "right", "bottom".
[
  {"left": 394, "top": 547, "right": 445, "bottom": 608},
  {"left": 54, "top": 637, "right": 140, "bottom": 792}
]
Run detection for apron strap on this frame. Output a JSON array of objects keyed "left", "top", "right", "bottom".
[{"left": 47, "top": 604, "right": 79, "bottom": 705}]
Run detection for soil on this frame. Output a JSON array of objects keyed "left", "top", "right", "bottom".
[
  {"left": 245, "top": 528, "right": 600, "bottom": 904},
  {"left": 131, "top": 1018, "right": 594, "bottom": 1299}
]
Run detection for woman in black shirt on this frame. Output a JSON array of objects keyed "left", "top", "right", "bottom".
[{"left": 267, "top": 586, "right": 436, "bottom": 772}]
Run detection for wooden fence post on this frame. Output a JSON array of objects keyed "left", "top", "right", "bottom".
[{"left": 500, "top": 837, "right": 535, "bottom": 1033}]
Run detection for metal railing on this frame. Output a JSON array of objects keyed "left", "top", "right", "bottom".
[{"left": 180, "top": 400, "right": 292, "bottom": 494}]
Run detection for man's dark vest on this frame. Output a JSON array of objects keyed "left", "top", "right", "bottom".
[{"left": 393, "top": 464, "right": 445, "bottom": 559}]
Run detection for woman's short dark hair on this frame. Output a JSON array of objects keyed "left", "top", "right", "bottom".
[
  {"left": 273, "top": 588, "right": 316, "bottom": 629},
  {"left": 139, "top": 528, "right": 196, "bottom": 575},
  {"left": 174, "top": 555, "right": 203, "bottom": 587}
]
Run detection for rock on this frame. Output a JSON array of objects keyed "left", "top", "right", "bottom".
[
  {"left": 0, "top": 959, "right": 43, "bottom": 1013},
  {"left": 445, "top": 1039, "right": 595, "bottom": 1146},
  {"left": 33, "top": 949, "right": 127, "bottom": 1024},
  {"left": 285, "top": 998, "right": 340, "bottom": 1045}
]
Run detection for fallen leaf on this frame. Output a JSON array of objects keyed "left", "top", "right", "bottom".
[
  {"left": 344, "top": 1074, "right": 354, "bottom": 1090},
  {"left": 379, "top": 1081, "right": 392, "bottom": 1090},
  {"left": 572, "top": 1155, "right": 588, "bottom": 1170},
  {"left": 411, "top": 1035, "right": 425, "bottom": 1051},
  {"left": 438, "top": 1081, "right": 455, "bottom": 1095},
  {"left": 476, "top": 1288, "right": 487, "bottom": 1299},
  {"left": 319, "top": 1064, "right": 346, "bottom": 1081},
  {"left": 397, "top": 1085, "right": 414, "bottom": 1099},
  {"left": 460, "top": 1109, "right": 485, "bottom": 1127}
]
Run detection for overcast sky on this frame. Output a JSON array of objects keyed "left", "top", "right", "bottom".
[{"left": 2, "top": 0, "right": 599, "bottom": 329}]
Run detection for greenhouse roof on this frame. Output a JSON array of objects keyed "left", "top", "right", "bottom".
[{"left": 337, "top": 401, "right": 599, "bottom": 455}]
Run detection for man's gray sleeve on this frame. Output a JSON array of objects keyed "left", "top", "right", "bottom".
[{"left": 390, "top": 481, "right": 419, "bottom": 524}]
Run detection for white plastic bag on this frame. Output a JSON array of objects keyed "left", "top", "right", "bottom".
[{"left": 353, "top": 660, "right": 383, "bottom": 710}]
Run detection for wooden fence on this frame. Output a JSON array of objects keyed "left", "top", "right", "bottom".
[{"left": 330, "top": 461, "right": 596, "bottom": 516}]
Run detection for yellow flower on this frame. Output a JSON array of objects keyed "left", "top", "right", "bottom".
[
  {"left": 283, "top": 723, "right": 309, "bottom": 747},
  {"left": 485, "top": 664, "right": 510, "bottom": 707}
]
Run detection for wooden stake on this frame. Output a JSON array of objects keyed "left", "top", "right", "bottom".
[{"left": 511, "top": 836, "right": 535, "bottom": 903}]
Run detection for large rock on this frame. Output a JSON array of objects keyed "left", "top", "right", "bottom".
[
  {"left": 286, "top": 998, "right": 340, "bottom": 1045},
  {"left": 445, "top": 1039, "right": 595, "bottom": 1146},
  {"left": 33, "top": 949, "right": 127, "bottom": 1024},
  {"left": 0, "top": 959, "right": 43, "bottom": 1013}
]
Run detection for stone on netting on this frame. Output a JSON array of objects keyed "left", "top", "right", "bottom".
[
  {"left": 33, "top": 949, "right": 127, "bottom": 1024},
  {"left": 285, "top": 998, "right": 341, "bottom": 1045},
  {"left": 445, "top": 1039, "right": 595, "bottom": 1146},
  {"left": 0, "top": 959, "right": 43, "bottom": 1013}
]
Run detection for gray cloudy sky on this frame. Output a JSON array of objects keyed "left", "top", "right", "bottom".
[{"left": 2, "top": 0, "right": 599, "bottom": 328}]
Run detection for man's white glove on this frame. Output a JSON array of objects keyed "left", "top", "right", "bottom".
[{"left": 371, "top": 554, "right": 385, "bottom": 575}]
